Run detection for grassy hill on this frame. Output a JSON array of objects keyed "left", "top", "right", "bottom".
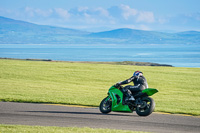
[{"left": 0, "top": 59, "right": 199, "bottom": 115}]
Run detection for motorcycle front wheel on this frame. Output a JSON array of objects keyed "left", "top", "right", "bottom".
[
  {"left": 99, "top": 96, "right": 112, "bottom": 114},
  {"left": 136, "top": 97, "right": 155, "bottom": 116}
]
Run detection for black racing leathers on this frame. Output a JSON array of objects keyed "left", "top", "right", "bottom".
[{"left": 119, "top": 75, "right": 148, "bottom": 96}]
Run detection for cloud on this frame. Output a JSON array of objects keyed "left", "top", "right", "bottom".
[
  {"left": 67, "top": 6, "right": 115, "bottom": 26},
  {"left": 94, "top": 7, "right": 110, "bottom": 18},
  {"left": 120, "top": 4, "right": 138, "bottom": 20},
  {"left": 54, "top": 8, "right": 70, "bottom": 19},
  {"left": 77, "top": 6, "right": 88, "bottom": 12},
  {"left": 1, "top": 5, "right": 155, "bottom": 25},
  {"left": 1, "top": 5, "right": 199, "bottom": 31},
  {"left": 24, "top": 7, "right": 53, "bottom": 18},
  {"left": 137, "top": 11, "right": 155, "bottom": 23},
  {"left": 0, "top": 5, "right": 156, "bottom": 31},
  {"left": 105, "top": 5, "right": 155, "bottom": 25}
]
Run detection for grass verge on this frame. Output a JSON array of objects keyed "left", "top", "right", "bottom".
[
  {"left": 0, "top": 59, "right": 200, "bottom": 115},
  {"left": 0, "top": 124, "right": 148, "bottom": 133}
]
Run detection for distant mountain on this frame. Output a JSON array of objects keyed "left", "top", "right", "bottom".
[
  {"left": 0, "top": 16, "right": 90, "bottom": 44},
  {"left": 0, "top": 16, "right": 199, "bottom": 44},
  {"left": 89, "top": 28, "right": 200, "bottom": 44},
  {"left": 0, "top": 16, "right": 89, "bottom": 35}
]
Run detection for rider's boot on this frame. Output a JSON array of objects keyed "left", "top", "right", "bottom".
[
  {"left": 128, "top": 96, "right": 135, "bottom": 101},
  {"left": 127, "top": 89, "right": 135, "bottom": 101},
  {"left": 125, "top": 94, "right": 135, "bottom": 102}
]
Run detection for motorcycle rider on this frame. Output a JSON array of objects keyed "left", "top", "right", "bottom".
[{"left": 115, "top": 71, "right": 148, "bottom": 102}]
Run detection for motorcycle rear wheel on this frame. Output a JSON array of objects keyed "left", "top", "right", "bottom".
[
  {"left": 136, "top": 97, "right": 155, "bottom": 116},
  {"left": 99, "top": 96, "right": 112, "bottom": 114}
]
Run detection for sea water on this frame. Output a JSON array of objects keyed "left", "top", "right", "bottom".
[{"left": 0, "top": 44, "right": 200, "bottom": 67}]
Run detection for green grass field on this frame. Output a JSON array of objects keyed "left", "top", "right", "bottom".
[
  {"left": 0, "top": 124, "right": 147, "bottom": 133},
  {"left": 0, "top": 59, "right": 200, "bottom": 115}
]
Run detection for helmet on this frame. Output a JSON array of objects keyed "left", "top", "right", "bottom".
[{"left": 133, "top": 71, "right": 143, "bottom": 77}]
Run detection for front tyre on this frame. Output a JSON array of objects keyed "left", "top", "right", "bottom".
[
  {"left": 136, "top": 97, "right": 155, "bottom": 116},
  {"left": 99, "top": 96, "right": 112, "bottom": 114}
]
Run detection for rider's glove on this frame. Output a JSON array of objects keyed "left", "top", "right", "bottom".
[{"left": 114, "top": 83, "right": 121, "bottom": 88}]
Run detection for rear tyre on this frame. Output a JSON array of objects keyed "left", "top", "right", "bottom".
[
  {"left": 99, "top": 96, "right": 112, "bottom": 114},
  {"left": 136, "top": 97, "right": 155, "bottom": 116}
]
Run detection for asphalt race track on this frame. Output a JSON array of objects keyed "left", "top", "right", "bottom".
[{"left": 0, "top": 102, "right": 199, "bottom": 133}]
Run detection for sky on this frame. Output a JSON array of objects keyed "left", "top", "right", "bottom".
[{"left": 0, "top": 0, "right": 200, "bottom": 32}]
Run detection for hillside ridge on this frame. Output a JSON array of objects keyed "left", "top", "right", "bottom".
[{"left": 0, "top": 16, "right": 199, "bottom": 44}]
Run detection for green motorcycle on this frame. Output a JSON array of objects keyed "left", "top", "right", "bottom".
[{"left": 99, "top": 85, "right": 158, "bottom": 116}]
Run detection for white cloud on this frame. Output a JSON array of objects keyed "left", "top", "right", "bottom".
[
  {"left": 137, "top": 11, "right": 155, "bottom": 23},
  {"left": 78, "top": 6, "right": 89, "bottom": 12},
  {"left": 35, "top": 9, "right": 53, "bottom": 17},
  {"left": 0, "top": 5, "right": 156, "bottom": 30},
  {"left": 118, "top": 5, "right": 155, "bottom": 23},
  {"left": 95, "top": 7, "right": 110, "bottom": 17},
  {"left": 54, "top": 8, "right": 70, "bottom": 19},
  {"left": 24, "top": 7, "right": 35, "bottom": 17},
  {"left": 3, "top": 5, "right": 198, "bottom": 31},
  {"left": 120, "top": 4, "right": 138, "bottom": 20},
  {"left": 24, "top": 7, "right": 52, "bottom": 18}
]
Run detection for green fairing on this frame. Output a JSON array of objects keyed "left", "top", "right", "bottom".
[
  {"left": 107, "top": 86, "right": 158, "bottom": 113},
  {"left": 142, "top": 88, "right": 158, "bottom": 96},
  {"left": 108, "top": 86, "right": 132, "bottom": 112}
]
